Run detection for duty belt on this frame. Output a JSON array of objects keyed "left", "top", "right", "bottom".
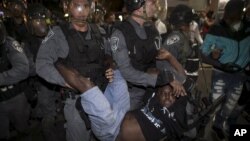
[
  {"left": 0, "top": 85, "right": 14, "bottom": 92},
  {"left": 0, "top": 84, "right": 23, "bottom": 102}
]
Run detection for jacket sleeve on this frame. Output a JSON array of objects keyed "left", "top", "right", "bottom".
[
  {"left": 36, "top": 27, "right": 68, "bottom": 86},
  {"left": 201, "top": 34, "right": 215, "bottom": 56},
  {"left": 0, "top": 40, "right": 29, "bottom": 85},
  {"left": 111, "top": 30, "right": 157, "bottom": 87}
]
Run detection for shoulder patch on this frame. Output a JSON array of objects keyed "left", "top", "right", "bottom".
[
  {"left": 42, "top": 29, "right": 54, "bottom": 44},
  {"left": 12, "top": 41, "right": 23, "bottom": 52},
  {"left": 110, "top": 37, "right": 119, "bottom": 53},
  {"left": 154, "top": 36, "right": 162, "bottom": 50},
  {"left": 98, "top": 26, "right": 106, "bottom": 35},
  {"left": 166, "top": 35, "right": 180, "bottom": 45}
]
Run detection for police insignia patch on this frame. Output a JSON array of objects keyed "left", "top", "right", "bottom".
[
  {"left": 12, "top": 41, "right": 23, "bottom": 52},
  {"left": 166, "top": 35, "right": 180, "bottom": 45},
  {"left": 111, "top": 37, "right": 119, "bottom": 53}
]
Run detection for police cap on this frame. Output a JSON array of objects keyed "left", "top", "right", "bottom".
[
  {"left": 124, "top": 0, "right": 145, "bottom": 13},
  {"left": 27, "top": 4, "right": 49, "bottom": 20},
  {"left": 169, "top": 4, "right": 194, "bottom": 26},
  {"left": 68, "top": 0, "right": 92, "bottom": 5}
]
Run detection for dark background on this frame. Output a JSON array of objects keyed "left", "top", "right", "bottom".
[{"left": 26, "top": 0, "right": 124, "bottom": 12}]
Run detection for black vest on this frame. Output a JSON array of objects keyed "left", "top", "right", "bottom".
[
  {"left": 0, "top": 42, "right": 11, "bottom": 74},
  {"left": 115, "top": 21, "right": 159, "bottom": 72},
  {"left": 59, "top": 23, "right": 107, "bottom": 90}
]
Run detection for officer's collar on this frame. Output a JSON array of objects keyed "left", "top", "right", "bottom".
[
  {"left": 69, "top": 23, "right": 92, "bottom": 40},
  {"left": 85, "top": 24, "right": 92, "bottom": 40},
  {"left": 128, "top": 17, "right": 144, "bottom": 29}
]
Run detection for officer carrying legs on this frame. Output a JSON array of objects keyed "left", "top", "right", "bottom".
[{"left": 36, "top": 0, "right": 114, "bottom": 140}]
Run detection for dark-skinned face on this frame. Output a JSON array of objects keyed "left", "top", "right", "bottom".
[
  {"left": 157, "top": 85, "right": 176, "bottom": 108},
  {"left": 30, "top": 18, "right": 48, "bottom": 37}
]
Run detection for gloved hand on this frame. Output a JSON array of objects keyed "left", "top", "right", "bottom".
[{"left": 156, "top": 70, "right": 186, "bottom": 97}]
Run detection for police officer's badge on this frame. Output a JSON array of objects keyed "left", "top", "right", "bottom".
[
  {"left": 12, "top": 41, "right": 23, "bottom": 53},
  {"left": 111, "top": 37, "right": 119, "bottom": 53},
  {"left": 166, "top": 35, "right": 180, "bottom": 45}
]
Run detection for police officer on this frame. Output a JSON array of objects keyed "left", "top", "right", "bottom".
[
  {"left": 24, "top": 3, "right": 50, "bottom": 71},
  {"left": 0, "top": 20, "right": 30, "bottom": 140},
  {"left": 159, "top": 5, "right": 199, "bottom": 83},
  {"left": 36, "top": 0, "right": 114, "bottom": 140},
  {"left": 110, "top": 0, "right": 185, "bottom": 110},
  {"left": 158, "top": 5, "right": 201, "bottom": 139},
  {"left": 4, "top": 0, "right": 29, "bottom": 43},
  {"left": 24, "top": 4, "right": 63, "bottom": 141}
]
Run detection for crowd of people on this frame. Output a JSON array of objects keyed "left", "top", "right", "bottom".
[{"left": 0, "top": 0, "right": 249, "bottom": 141}]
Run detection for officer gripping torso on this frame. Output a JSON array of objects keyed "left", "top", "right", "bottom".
[
  {"left": 110, "top": 17, "right": 159, "bottom": 87},
  {"left": 110, "top": 17, "right": 160, "bottom": 110}
]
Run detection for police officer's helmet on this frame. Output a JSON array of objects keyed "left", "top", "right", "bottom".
[
  {"left": 27, "top": 4, "right": 49, "bottom": 20},
  {"left": 68, "top": 0, "right": 92, "bottom": 4},
  {"left": 6, "top": 0, "right": 26, "bottom": 16},
  {"left": 94, "top": 5, "right": 106, "bottom": 15},
  {"left": 0, "top": 20, "right": 7, "bottom": 45},
  {"left": 169, "top": 4, "right": 194, "bottom": 26},
  {"left": 124, "top": 0, "right": 145, "bottom": 13},
  {"left": 26, "top": 4, "right": 50, "bottom": 37}
]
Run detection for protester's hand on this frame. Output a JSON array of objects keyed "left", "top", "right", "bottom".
[
  {"left": 169, "top": 80, "right": 187, "bottom": 97},
  {"left": 104, "top": 55, "right": 116, "bottom": 69},
  {"left": 55, "top": 63, "right": 94, "bottom": 93},
  {"left": 105, "top": 68, "right": 114, "bottom": 82},
  {"left": 156, "top": 48, "right": 172, "bottom": 60},
  {"left": 211, "top": 48, "right": 222, "bottom": 60}
]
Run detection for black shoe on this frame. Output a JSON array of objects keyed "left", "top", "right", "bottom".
[{"left": 212, "top": 126, "right": 225, "bottom": 140}]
